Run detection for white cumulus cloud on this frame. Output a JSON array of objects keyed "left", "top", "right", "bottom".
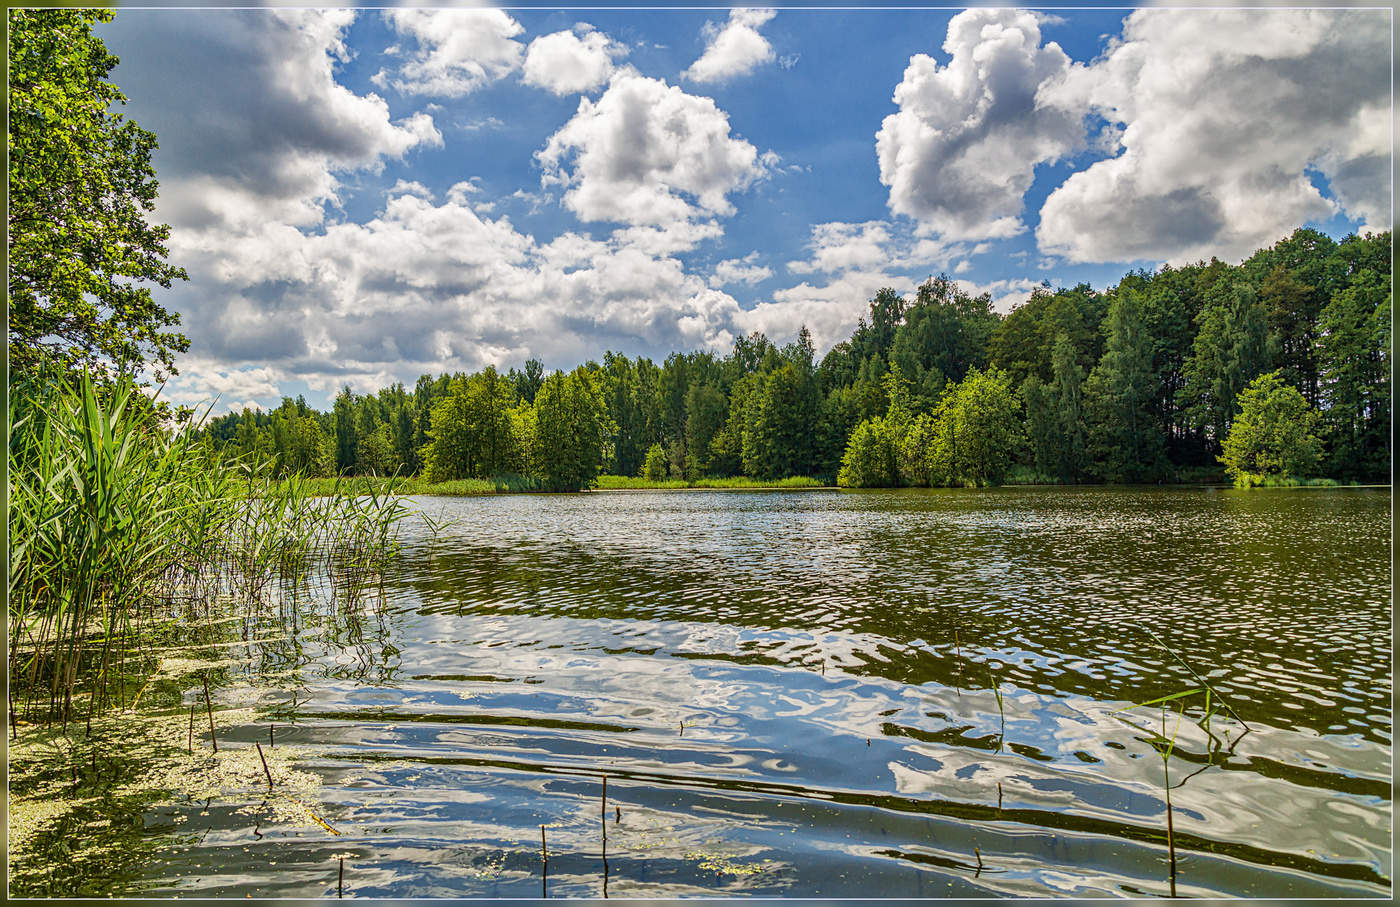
[
  {"left": 374, "top": 8, "right": 524, "bottom": 97},
  {"left": 787, "top": 222, "right": 895, "bottom": 276},
  {"left": 523, "top": 24, "right": 628, "bottom": 96},
  {"left": 164, "top": 359, "right": 289, "bottom": 414},
  {"left": 684, "top": 8, "right": 778, "bottom": 84},
  {"left": 875, "top": 9, "right": 1082, "bottom": 240},
  {"left": 1035, "top": 8, "right": 1391, "bottom": 264},
  {"left": 954, "top": 277, "right": 1039, "bottom": 315},
  {"left": 711, "top": 252, "right": 773, "bottom": 288},
  {"left": 786, "top": 220, "right": 966, "bottom": 278},
  {"left": 113, "top": 10, "right": 440, "bottom": 235},
  {"left": 151, "top": 179, "right": 750, "bottom": 405},
  {"left": 736, "top": 272, "right": 917, "bottom": 355},
  {"left": 737, "top": 219, "right": 968, "bottom": 352},
  {"left": 537, "top": 71, "right": 772, "bottom": 227}
]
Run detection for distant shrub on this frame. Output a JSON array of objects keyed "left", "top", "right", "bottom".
[
  {"left": 642, "top": 443, "right": 669, "bottom": 481},
  {"left": 837, "top": 418, "right": 898, "bottom": 488},
  {"left": 1219, "top": 371, "right": 1325, "bottom": 488}
]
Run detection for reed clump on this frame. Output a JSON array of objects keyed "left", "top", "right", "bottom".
[{"left": 7, "top": 373, "right": 408, "bottom": 731}]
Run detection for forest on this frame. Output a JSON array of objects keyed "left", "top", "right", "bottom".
[{"left": 204, "top": 227, "right": 1390, "bottom": 491}]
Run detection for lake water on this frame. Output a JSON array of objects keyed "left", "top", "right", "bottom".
[{"left": 105, "top": 487, "right": 1394, "bottom": 896}]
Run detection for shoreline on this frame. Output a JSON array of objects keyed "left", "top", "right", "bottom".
[{"left": 267, "top": 476, "right": 1383, "bottom": 498}]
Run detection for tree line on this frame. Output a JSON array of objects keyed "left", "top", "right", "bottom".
[{"left": 203, "top": 227, "right": 1390, "bottom": 491}]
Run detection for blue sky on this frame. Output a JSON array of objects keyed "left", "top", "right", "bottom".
[{"left": 95, "top": 5, "right": 1391, "bottom": 412}]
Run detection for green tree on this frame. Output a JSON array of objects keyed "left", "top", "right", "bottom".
[
  {"left": 988, "top": 285, "right": 1054, "bottom": 388},
  {"left": 889, "top": 276, "right": 1002, "bottom": 411},
  {"left": 1085, "top": 291, "right": 1167, "bottom": 482},
  {"left": 1219, "top": 371, "right": 1325, "bottom": 486},
  {"left": 1132, "top": 264, "right": 1208, "bottom": 464},
  {"left": 8, "top": 9, "right": 189, "bottom": 379},
  {"left": 741, "top": 355, "right": 818, "bottom": 480},
  {"left": 532, "top": 368, "right": 614, "bottom": 491},
  {"left": 836, "top": 418, "right": 898, "bottom": 488},
  {"left": 642, "top": 442, "right": 668, "bottom": 481},
  {"left": 509, "top": 357, "right": 544, "bottom": 404},
  {"left": 814, "top": 384, "right": 861, "bottom": 479},
  {"left": 1024, "top": 333, "right": 1090, "bottom": 482},
  {"left": 601, "top": 352, "right": 647, "bottom": 476},
  {"left": 420, "top": 367, "right": 520, "bottom": 481},
  {"left": 357, "top": 423, "right": 397, "bottom": 476},
  {"left": 1317, "top": 265, "right": 1391, "bottom": 480},
  {"left": 1021, "top": 376, "right": 1059, "bottom": 480},
  {"left": 1178, "top": 280, "right": 1276, "bottom": 450},
  {"left": 683, "top": 382, "right": 727, "bottom": 477},
  {"left": 658, "top": 352, "right": 692, "bottom": 467},
  {"left": 1243, "top": 227, "right": 1337, "bottom": 405},
  {"left": 1258, "top": 265, "right": 1322, "bottom": 404},
  {"left": 988, "top": 283, "right": 1102, "bottom": 390},
  {"left": 709, "top": 371, "right": 759, "bottom": 478},
  {"left": 1048, "top": 333, "right": 1088, "bottom": 481},
  {"left": 422, "top": 380, "right": 474, "bottom": 482},
  {"left": 333, "top": 387, "right": 357, "bottom": 473},
  {"left": 895, "top": 413, "right": 935, "bottom": 487},
  {"left": 924, "top": 368, "right": 1021, "bottom": 487}
]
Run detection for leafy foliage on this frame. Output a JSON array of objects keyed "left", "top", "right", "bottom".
[
  {"left": 836, "top": 418, "right": 898, "bottom": 488},
  {"left": 1317, "top": 262, "right": 1391, "bottom": 480},
  {"left": 532, "top": 368, "right": 615, "bottom": 491},
  {"left": 1219, "top": 371, "right": 1325, "bottom": 486},
  {"left": 923, "top": 368, "right": 1022, "bottom": 487},
  {"left": 1085, "top": 291, "right": 1167, "bottom": 482},
  {"left": 8, "top": 10, "right": 188, "bottom": 380}
]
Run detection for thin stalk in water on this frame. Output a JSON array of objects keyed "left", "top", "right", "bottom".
[{"left": 986, "top": 664, "right": 1005, "bottom": 753}]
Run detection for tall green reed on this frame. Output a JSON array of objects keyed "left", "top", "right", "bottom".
[{"left": 8, "top": 373, "right": 409, "bottom": 730}]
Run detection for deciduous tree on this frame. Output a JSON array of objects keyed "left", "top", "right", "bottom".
[
  {"left": 8, "top": 9, "right": 188, "bottom": 379},
  {"left": 1219, "top": 371, "right": 1324, "bottom": 486}
]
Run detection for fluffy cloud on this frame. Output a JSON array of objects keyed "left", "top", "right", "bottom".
[
  {"left": 162, "top": 359, "right": 288, "bottom": 414},
  {"left": 875, "top": 9, "right": 1082, "bottom": 240},
  {"left": 100, "top": 10, "right": 744, "bottom": 402},
  {"left": 736, "top": 271, "right": 917, "bottom": 354},
  {"left": 158, "top": 182, "right": 747, "bottom": 402},
  {"left": 684, "top": 8, "right": 777, "bottom": 84},
  {"left": 710, "top": 252, "right": 773, "bottom": 288},
  {"left": 787, "top": 222, "right": 894, "bottom": 276},
  {"left": 106, "top": 10, "right": 440, "bottom": 233},
  {"left": 736, "top": 220, "right": 967, "bottom": 351},
  {"left": 374, "top": 8, "right": 524, "bottom": 97},
  {"left": 537, "top": 72, "right": 772, "bottom": 226},
  {"left": 787, "top": 220, "right": 965, "bottom": 277},
  {"left": 99, "top": 7, "right": 446, "bottom": 393},
  {"left": 522, "top": 24, "right": 627, "bottom": 96},
  {"left": 1035, "top": 8, "right": 1390, "bottom": 264},
  {"left": 953, "top": 277, "right": 1039, "bottom": 315},
  {"left": 737, "top": 266, "right": 1035, "bottom": 355}
]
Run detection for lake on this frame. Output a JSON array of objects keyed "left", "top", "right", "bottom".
[{"left": 56, "top": 487, "right": 1396, "bottom": 897}]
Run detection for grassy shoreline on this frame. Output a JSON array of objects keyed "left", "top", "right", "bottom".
[
  {"left": 280, "top": 475, "right": 833, "bottom": 496},
  {"left": 268, "top": 471, "right": 1376, "bottom": 497}
]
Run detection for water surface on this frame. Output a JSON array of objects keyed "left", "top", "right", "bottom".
[{"left": 121, "top": 487, "right": 1394, "bottom": 896}]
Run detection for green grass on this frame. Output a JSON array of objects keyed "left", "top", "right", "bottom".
[
  {"left": 280, "top": 474, "right": 830, "bottom": 495},
  {"left": 594, "top": 475, "right": 828, "bottom": 490},
  {"left": 1229, "top": 473, "right": 1344, "bottom": 488},
  {"left": 1002, "top": 464, "right": 1060, "bottom": 485},
  {"left": 284, "top": 474, "right": 542, "bottom": 497}
]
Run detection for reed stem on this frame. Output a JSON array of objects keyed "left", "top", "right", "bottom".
[
  {"left": 201, "top": 674, "right": 217, "bottom": 753},
  {"left": 256, "top": 742, "right": 273, "bottom": 790}
]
